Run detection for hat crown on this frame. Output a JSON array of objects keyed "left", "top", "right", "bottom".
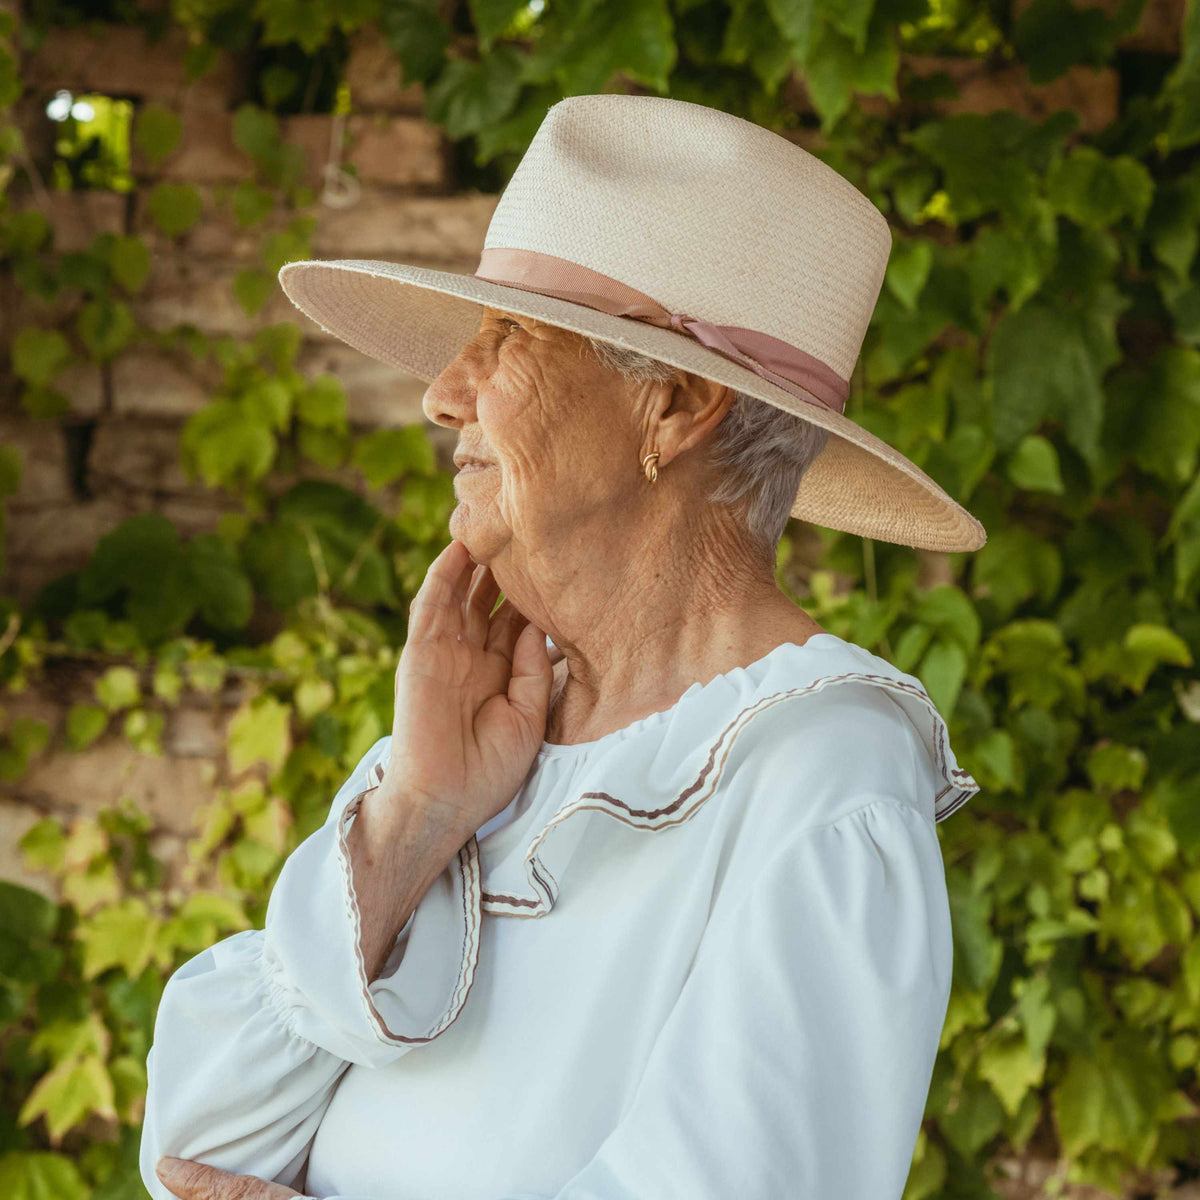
[{"left": 482, "top": 94, "right": 893, "bottom": 382}]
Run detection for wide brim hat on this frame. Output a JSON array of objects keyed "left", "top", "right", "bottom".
[{"left": 279, "top": 94, "right": 986, "bottom": 554}]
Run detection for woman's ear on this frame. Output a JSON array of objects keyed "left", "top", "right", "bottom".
[{"left": 649, "top": 373, "right": 736, "bottom": 468}]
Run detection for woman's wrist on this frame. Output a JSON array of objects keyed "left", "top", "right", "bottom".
[{"left": 343, "top": 784, "right": 468, "bottom": 983}]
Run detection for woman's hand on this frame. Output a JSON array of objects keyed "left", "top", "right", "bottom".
[
  {"left": 379, "top": 538, "right": 556, "bottom": 848},
  {"left": 155, "top": 1155, "right": 308, "bottom": 1198}
]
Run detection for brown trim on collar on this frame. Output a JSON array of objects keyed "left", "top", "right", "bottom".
[{"left": 479, "top": 671, "right": 977, "bottom": 916}]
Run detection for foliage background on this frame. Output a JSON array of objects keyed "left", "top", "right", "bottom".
[{"left": 1, "top": 0, "right": 1199, "bottom": 1195}]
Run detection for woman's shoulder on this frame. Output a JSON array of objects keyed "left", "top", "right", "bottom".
[{"left": 718, "top": 673, "right": 932, "bottom": 831}]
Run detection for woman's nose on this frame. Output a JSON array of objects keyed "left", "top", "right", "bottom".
[{"left": 422, "top": 343, "right": 485, "bottom": 429}]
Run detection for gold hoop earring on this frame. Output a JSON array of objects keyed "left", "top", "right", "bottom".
[{"left": 641, "top": 450, "right": 660, "bottom": 484}]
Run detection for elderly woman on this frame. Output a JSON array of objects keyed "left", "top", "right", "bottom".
[{"left": 141, "top": 94, "right": 984, "bottom": 1200}]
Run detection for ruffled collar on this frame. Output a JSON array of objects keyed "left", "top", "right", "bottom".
[{"left": 366, "top": 633, "right": 978, "bottom": 920}]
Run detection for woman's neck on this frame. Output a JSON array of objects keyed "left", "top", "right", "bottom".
[{"left": 503, "top": 508, "right": 825, "bottom": 747}]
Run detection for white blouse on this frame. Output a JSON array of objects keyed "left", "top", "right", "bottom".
[{"left": 140, "top": 632, "right": 979, "bottom": 1200}]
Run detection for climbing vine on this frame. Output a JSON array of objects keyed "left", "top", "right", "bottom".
[{"left": 1, "top": 0, "right": 1200, "bottom": 1195}]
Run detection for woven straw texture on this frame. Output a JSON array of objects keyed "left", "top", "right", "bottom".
[{"left": 279, "top": 94, "right": 987, "bottom": 553}]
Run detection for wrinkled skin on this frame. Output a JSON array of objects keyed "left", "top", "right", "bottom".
[
  {"left": 421, "top": 305, "right": 827, "bottom": 747},
  {"left": 155, "top": 1155, "right": 307, "bottom": 1198}
]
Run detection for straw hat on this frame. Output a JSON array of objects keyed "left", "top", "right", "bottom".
[{"left": 278, "top": 93, "right": 986, "bottom": 553}]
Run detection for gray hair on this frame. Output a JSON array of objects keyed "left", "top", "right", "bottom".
[{"left": 584, "top": 337, "right": 831, "bottom": 556}]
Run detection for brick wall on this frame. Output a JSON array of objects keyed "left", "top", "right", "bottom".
[{"left": 0, "top": 6, "right": 1179, "bottom": 896}]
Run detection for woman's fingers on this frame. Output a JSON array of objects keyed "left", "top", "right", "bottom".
[
  {"left": 154, "top": 1156, "right": 305, "bottom": 1198},
  {"left": 407, "top": 539, "right": 476, "bottom": 643},
  {"left": 462, "top": 563, "right": 502, "bottom": 645},
  {"left": 484, "top": 596, "right": 529, "bottom": 665},
  {"left": 507, "top": 617, "right": 554, "bottom": 730}
]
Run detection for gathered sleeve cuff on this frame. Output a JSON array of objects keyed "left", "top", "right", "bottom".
[
  {"left": 139, "top": 737, "right": 482, "bottom": 1199},
  {"left": 262, "top": 742, "right": 483, "bottom": 1069}
]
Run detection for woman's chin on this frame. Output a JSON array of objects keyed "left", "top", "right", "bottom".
[{"left": 448, "top": 504, "right": 502, "bottom": 559}]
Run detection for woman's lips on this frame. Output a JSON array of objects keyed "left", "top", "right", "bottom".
[{"left": 456, "top": 462, "right": 494, "bottom": 475}]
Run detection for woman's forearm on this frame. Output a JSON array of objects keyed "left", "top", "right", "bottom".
[{"left": 342, "top": 784, "right": 467, "bottom": 983}]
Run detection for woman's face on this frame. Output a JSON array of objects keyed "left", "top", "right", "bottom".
[{"left": 422, "top": 306, "right": 645, "bottom": 564}]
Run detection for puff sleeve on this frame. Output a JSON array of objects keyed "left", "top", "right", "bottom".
[
  {"left": 547, "top": 797, "right": 953, "bottom": 1199},
  {"left": 138, "top": 734, "right": 482, "bottom": 1200}
]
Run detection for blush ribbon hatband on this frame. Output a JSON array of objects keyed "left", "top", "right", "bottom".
[{"left": 472, "top": 247, "right": 849, "bottom": 415}]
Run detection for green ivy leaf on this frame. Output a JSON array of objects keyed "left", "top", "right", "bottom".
[
  {"left": 232, "top": 180, "right": 276, "bottom": 228},
  {"left": 1146, "top": 168, "right": 1200, "bottom": 281},
  {"left": 1, "top": 208, "right": 53, "bottom": 255},
  {"left": 18, "top": 1055, "right": 116, "bottom": 1142},
  {"left": 1124, "top": 622, "right": 1193, "bottom": 671},
  {"left": 65, "top": 703, "right": 108, "bottom": 750},
  {"left": 1127, "top": 347, "right": 1200, "bottom": 487},
  {"left": 1007, "top": 434, "right": 1065, "bottom": 494},
  {"left": 296, "top": 375, "right": 348, "bottom": 431},
  {"left": 426, "top": 44, "right": 525, "bottom": 139},
  {"left": 75, "top": 898, "right": 160, "bottom": 980},
  {"left": 185, "top": 534, "right": 254, "bottom": 633},
  {"left": 1086, "top": 742, "right": 1148, "bottom": 794},
  {"left": 254, "top": 324, "right": 303, "bottom": 371},
  {"left": 158, "top": 891, "right": 251, "bottom": 957},
  {"left": 884, "top": 237, "right": 933, "bottom": 311},
  {"left": 519, "top": 0, "right": 675, "bottom": 95},
  {"left": 947, "top": 870, "right": 1002, "bottom": 993},
  {"left": 232, "top": 104, "right": 281, "bottom": 162},
  {"left": 988, "top": 295, "right": 1124, "bottom": 468},
  {"left": 29, "top": 1012, "right": 109, "bottom": 1064},
  {"left": 241, "top": 518, "right": 321, "bottom": 609},
  {"left": 108, "top": 1053, "right": 148, "bottom": 1124},
  {"left": 0, "top": 880, "right": 59, "bottom": 982},
  {"left": 76, "top": 297, "right": 135, "bottom": 361},
  {"left": 353, "top": 425, "right": 438, "bottom": 487},
  {"left": 764, "top": 0, "right": 814, "bottom": 60},
  {"left": 1046, "top": 146, "right": 1154, "bottom": 231},
  {"left": 918, "top": 637, "right": 968, "bottom": 718},
  {"left": 907, "top": 112, "right": 1061, "bottom": 226},
  {"left": 12, "top": 327, "right": 72, "bottom": 387},
  {"left": 804, "top": 7, "right": 897, "bottom": 129},
  {"left": 297, "top": 424, "right": 351, "bottom": 469},
  {"left": 123, "top": 706, "right": 165, "bottom": 755},
  {"left": 79, "top": 513, "right": 198, "bottom": 643},
  {"left": 973, "top": 530, "right": 1063, "bottom": 619},
  {"left": 472, "top": 82, "right": 562, "bottom": 165},
  {"left": 967, "top": 213, "right": 1057, "bottom": 311},
  {"left": 233, "top": 266, "right": 276, "bottom": 315},
  {"left": 147, "top": 181, "right": 203, "bottom": 237},
  {"left": 294, "top": 676, "right": 335, "bottom": 719},
  {"left": 469, "top": 0, "right": 528, "bottom": 48},
  {"left": 912, "top": 586, "right": 982, "bottom": 651},
  {"left": 132, "top": 102, "right": 183, "bottom": 166},
  {"left": 94, "top": 666, "right": 141, "bottom": 713},
  {"left": 380, "top": 0, "right": 450, "bottom": 86},
  {"left": 1013, "top": 0, "right": 1144, "bottom": 85},
  {"left": 977, "top": 1032, "right": 1045, "bottom": 1118},
  {"left": 259, "top": 64, "right": 300, "bottom": 108},
  {"left": 182, "top": 399, "right": 278, "bottom": 488},
  {"left": 18, "top": 819, "right": 66, "bottom": 875},
  {"left": 720, "top": 0, "right": 793, "bottom": 92},
  {"left": 0, "top": 1151, "right": 89, "bottom": 1200},
  {"left": 228, "top": 694, "right": 291, "bottom": 775},
  {"left": 105, "top": 234, "right": 152, "bottom": 295}
]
